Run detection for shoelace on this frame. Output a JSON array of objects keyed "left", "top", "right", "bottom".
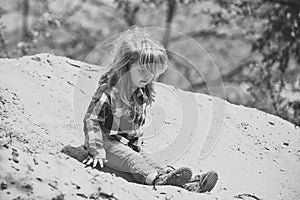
[
  {"left": 183, "top": 173, "right": 207, "bottom": 192},
  {"left": 152, "top": 172, "right": 164, "bottom": 190},
  {"left": 188, "top": 173, "right": 206, "bottom": 183},
  {"left": 151, "top": 165, "right": 178, "bottom": 190},
  {"left": 166, "top": 165, "right": 176, "bottom": 170}
]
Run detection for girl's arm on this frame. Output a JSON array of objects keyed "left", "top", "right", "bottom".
[{"left": 83, "top": 86, "right": 109, "bottom": 158}]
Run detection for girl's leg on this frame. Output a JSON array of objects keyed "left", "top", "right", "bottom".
[
  {"left": 103, "top": 136, "right": 158, "bottom": 184},
  {"left": 139, "top": 149, "right": 164, "bottom": 171}
]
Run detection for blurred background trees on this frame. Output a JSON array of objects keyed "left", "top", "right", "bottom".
[{"left": 0, "top": 0, "right": 299, "bottom": 126}]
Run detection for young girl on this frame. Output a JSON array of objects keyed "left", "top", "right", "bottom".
[{"left": 82, "top": 26, "right": 218, "bottom": 191}]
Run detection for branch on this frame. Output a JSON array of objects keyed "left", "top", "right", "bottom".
[
  {"left": 265, "top": 0, "right": 300, "bottom": 7},
  {"left": 0, "top": 28, "right": 9, "bottom": 58},
  {"left": 62, "top": 0, "right": 87, "bottom": 19},
  {"left": 162, "top": 0, "right": 177, "bottom": 48},
  {"left": 123, "top": 3, "right": 140, "bottom": 26},
  {"left": 22, "top": 0, "right": 30, "bottom": 42},
  {"left": 186, "top": 59, "right": 254, "bottom": 90},
  {"left": 169, "top": 30, "right": 253, "bottom": 43},
  {"left": 158, "top": 0, "right": 177, "bottom": 82}
]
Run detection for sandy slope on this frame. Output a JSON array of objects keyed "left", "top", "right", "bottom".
[{"left": 0, "top": 54, "right": 299, "bottom": 200}]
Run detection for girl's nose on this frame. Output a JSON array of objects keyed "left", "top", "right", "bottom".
[{"left": 143, "top": 73, "right": 155, "bottom": 81}]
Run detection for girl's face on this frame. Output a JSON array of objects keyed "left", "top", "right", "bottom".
[{"left": 129, "top": 62, "right": 157, "bottom": 88}]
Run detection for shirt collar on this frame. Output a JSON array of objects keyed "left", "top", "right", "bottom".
[{"left": 137, "top": 86, "right": 147, "bottom": 98}]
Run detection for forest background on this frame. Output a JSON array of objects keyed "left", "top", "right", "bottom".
[{"left": 0, "top": 0, "right": 299, "bottom": 126}]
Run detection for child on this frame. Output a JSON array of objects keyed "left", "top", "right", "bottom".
[{"left": 82, "top": 25, "right": 218, "bottom": 191}]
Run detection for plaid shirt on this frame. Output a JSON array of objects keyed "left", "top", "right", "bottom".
[{"left": 83, "top": 85, "right": 147, "bottom": 157}]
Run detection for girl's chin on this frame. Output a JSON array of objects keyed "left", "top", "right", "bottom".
[
  {"left": 130, "top": 82, "right": 146, "bottom": 89},
  {"left": 130, "top": 83, "right": 139, "bottom": 90},
  {"left": 134, "top": 83, "right": 144, "bottom": 88}
]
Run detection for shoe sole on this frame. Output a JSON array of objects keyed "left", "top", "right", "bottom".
[
  {"left": 197, "top": 171, "right": 218, "bottom": 193},
  {"left": 165, "top": 167, "right": 193, "bottom": 186}
]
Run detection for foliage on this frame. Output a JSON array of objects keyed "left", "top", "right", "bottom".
[
  {"left": 0, "top": 6, "right": 8, "bottom": 58},
  {"left": 209, "top": 0, "right": 300, "bottom": 126},
  {"left": 0, "top": 0, "right": 299, "bottom": 125}
]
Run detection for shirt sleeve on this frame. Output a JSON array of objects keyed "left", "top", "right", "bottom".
[{"left": 83, "top": 85, "right": 109, "bottom": 158}]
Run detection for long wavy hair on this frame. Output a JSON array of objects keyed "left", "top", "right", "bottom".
[{"left": 98, "top": 26, "right": 168, "bottom": 122}]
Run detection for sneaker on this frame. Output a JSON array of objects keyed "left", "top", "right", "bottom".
[
  {"left": 183, "top": 170, "right": 218, "bottom": 193},
  {"left": 153, "top": 167, "right": 193, "bottom": 187},
  {"left": 161, "top": 165, "right": 176, "bottom": 173}
]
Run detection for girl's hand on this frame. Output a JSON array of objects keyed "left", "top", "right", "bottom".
[{"left": 82, "top": 155, "right": 108, "bottom": 168}]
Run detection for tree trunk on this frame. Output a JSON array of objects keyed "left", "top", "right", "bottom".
[
  {"left": 22, "top": 0, "right": 30, "bottom": 42},
  {"left": 162, "top": 0, "right": 176, "bottom": 49},
  {"left": 158, "top": 0, "right": 177, "bottom": 83},
  {"left": 0, "top": 29, "right": 9, "bottom": 58}
]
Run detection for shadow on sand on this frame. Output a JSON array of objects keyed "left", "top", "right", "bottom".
[{"left": 61, "top": 145, "right": 136, "bottom": 183}]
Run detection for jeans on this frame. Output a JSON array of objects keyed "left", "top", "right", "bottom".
[{"left": 103, "top": 135, "right": 163, "bottom": 184}]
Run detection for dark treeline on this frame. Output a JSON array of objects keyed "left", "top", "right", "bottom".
[{"left": 0, "top": 0, "right": 299, "bottom": 126}]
